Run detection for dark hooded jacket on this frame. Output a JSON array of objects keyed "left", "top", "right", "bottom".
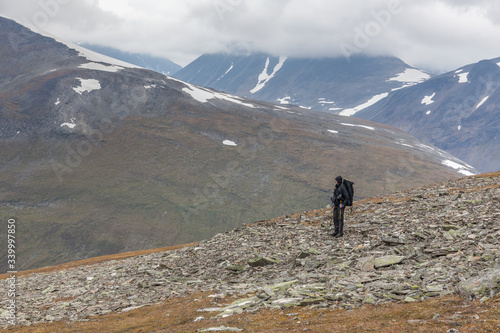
[{"left": 332, "top": 176, "right": 349, "bottom": 206}]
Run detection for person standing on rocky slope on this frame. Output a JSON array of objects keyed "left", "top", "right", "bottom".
[{"left": 330, "top": 175, "right": 349, "bottom": 237}]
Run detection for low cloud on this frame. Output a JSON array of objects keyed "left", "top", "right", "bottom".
[{"left": 1, "top": 0, "right": 499, "bottom": 72}]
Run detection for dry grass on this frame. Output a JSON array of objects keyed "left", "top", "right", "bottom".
[{"left": 5, "top": 292, "right": 499, "bottom": 332}]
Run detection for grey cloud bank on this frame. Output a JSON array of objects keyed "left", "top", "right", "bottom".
[{"left": 1, "top": 0, "right": 500, "bottom": 72}]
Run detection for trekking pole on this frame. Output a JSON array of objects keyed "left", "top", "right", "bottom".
[{"left": 331, "top": 208, "right": 334, "bottom": 227}]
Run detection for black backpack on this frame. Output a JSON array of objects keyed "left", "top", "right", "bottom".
[{"left": 343, "top": 179, "right": 354, "bottom": 206}]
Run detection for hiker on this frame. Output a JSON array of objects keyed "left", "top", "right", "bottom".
[{"left": 330, "top": 175, "right": 349, "bottom": 237}]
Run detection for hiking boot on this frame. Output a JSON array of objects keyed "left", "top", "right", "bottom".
[
  {"left": 334, "top": 232, "right": 343, "bottom": 238},
  {"left": 330, "top": 231, "right": 338, "bottom": 237}
]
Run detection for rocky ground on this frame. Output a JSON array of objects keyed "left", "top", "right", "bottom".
[{"left": 1, "top": 173, "right": 499, "bottom": 330}]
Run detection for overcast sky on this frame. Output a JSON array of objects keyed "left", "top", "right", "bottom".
[{"left": 1, "top": 0, "right": 500, "bottom": 73}]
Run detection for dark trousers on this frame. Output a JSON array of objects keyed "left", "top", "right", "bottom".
[{"left": 333, "top": 205, "right": 345, "bottom": 233}]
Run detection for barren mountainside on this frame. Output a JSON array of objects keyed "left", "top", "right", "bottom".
[
  {"left": 173, "top": 53, "right": 430, "bottom": 113},
  {"left": 1, "top": 172, "right": 499, "bottom": 331},
  {"left": 357, "top": 57, "right": 500, "bottom": 173},
  {"left": 0, "top": 16, "right": 478, "bottom": 272}
]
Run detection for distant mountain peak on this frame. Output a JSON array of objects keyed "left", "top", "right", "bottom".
[
  {"left": 173, "top": 53, "right": 431, "bottom": 114},
  {"left": 356, "top": 56, "right": 500, "bottom": 173}
]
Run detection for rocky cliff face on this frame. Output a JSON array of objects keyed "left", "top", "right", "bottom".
[{"left": 2, "top": 172, "right": 498, "bottom": 329}]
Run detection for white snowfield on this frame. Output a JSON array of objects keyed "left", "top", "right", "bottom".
[
  {"left": 442, "top": 160, "right": 476, "bottom": 176},
  {"left": 78, "top": 62, "right": 125, "bottom": 73},
  {"left": 476, "top": 96, "right": 489, "bottom": 109},
  {"left": 388, "top": 68, "right": 431, "bottom": 86},
  {"left": 277, "top": 96, "right": 291, "bottom": 104},
  {"left": 340, "top": 123, "right": 375, "bottom": 131},
  {"left": 60, "top": 122, "right": 76, "bottom": 129},
  {"left": 250, "top": 56, "right": 287, "bottom": 94},
  {"left": 339, "top": 93, "right": 389, "bottom": 117},
  {"left": 172, "top": 78, "right": 257, "bottom": 108},
  {"left": 339, "top": 68, "right": 431, "bottom": 117},
  {"left": 222, "top": 140, "right": 237, "bottom": 146},
  {"left": 219, "top": 63, "right": 234, "bottom": 80},
  {"left": 73, "top": 78, "right": 101, "bottom": 94},
  {"left": 457, "top": 72, "right": 470, "bottom": 83},
  {"left": 421, "top": 92, "right": 436, "bottom": 105}
]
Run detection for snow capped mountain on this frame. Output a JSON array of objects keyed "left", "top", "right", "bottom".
[
  {"left": 356, "top": 57, "right": 500, "bottom": 173},
  {"left": 173, "top": 53, "right": 430, "bottom": 113}
]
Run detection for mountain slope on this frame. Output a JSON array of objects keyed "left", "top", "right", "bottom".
[
  {"left": 0, "top": 16, "right": 475, "bottom": 271},
  {"left": 80, "top": 44, "right": 182, "bottom": 75},
  {"left": 2, "top": 172, "right": 499, "bottom": 330},
  {"left": 356, "top": 57, "right": 500, "bottom": 173},
  {"left": 173, "top": 53, "right": 430, "bottom": 113}
]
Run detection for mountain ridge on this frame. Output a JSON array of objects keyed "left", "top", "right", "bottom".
[
  {"left": 173, "top": 53, "right": 431, "bottom": 113},
  {"left": 79, "top": 43, "right": 182, "bottom": 75},
  {"left": 356, "top": 56, "right": 500, "bottom": 173}
]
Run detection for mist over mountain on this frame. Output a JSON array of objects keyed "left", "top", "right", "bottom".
[
  {"left": 0, "top": 16, "right": 476, "bottom": 271},
  {"left": 80, "top": 43, "right": 182, "bottom": 75}
]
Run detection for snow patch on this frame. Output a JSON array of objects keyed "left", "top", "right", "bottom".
[
  {"left": 73, "top": 78, "right": 101, "bottom": 94},
  {"left": 274, "top": 106, "right": 290, "bottom": 110},
  {"left": 223, "top": 140, "right": 237, "bottom": 146},
  {"left": 396, "top": 139, "right": 414, "bottom": 148},
  {"left": 144, "top": 84, "right": 157, "bottom": 89},
  {"left": 421, "top": 93, "right": 436, "bottom": 105},
  {"left": 457, "top": 72, "right": 469, "bottom": 83},
  {"left": 78, "top": 62, "right": 124, "bottom": 73},
  {"left": 458, "top": 125, "right": 462, "bottom": 131},
  {"left": 442, "top": 160, "right": 476, "bottom": 176},
  {"left": 328, "top": 130, "right": 339, "bottom": 134},
  {"left": 178, "top": 80, "right": 256, "bottom": 108},
  {"left": 339, "top": 93, "right": 389, "bottom": 117},
  {"left": 250, "top": 56, "right": 287, "bottom": 94},
  {"left": 426, "top": 110, "right": 431, "bottom": 115},
  {"left": 61, "top": 120, "right": 76, "bottom": 129},
  {"left": 217, "top": 63, "right": 234, "bottom": 81},
  {"left": 223, "top": 63, "right": 233, "bottom": 76},
  {"left": 318, "top": 98, "right": 336, "bottom": 105},
  {"left": 388, "top": 68, "right": 430, "bottom": 87},
  {"left": 476, "top": 96, "right": 489, "bottom": 109},
  {"left": 455, "top": 69, "right": 463, "bottom": 73},
  {"left": 340, "top": 123, "right": 375, "bottom": 131},
  {"left": 277, "top": 96, "right": 291, "bottom": 104},
  {"left": 55, "top": 98, "right": 61, "bottom": 106}
]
